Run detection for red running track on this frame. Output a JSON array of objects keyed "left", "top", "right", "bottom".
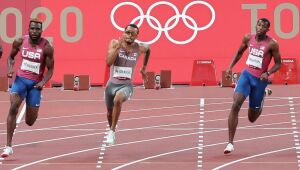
[{"left": 0, "top": 85, "right": 300, "bottom": 170}]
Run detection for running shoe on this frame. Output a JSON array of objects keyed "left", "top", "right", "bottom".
[
  {"left": 224, "top": 143, "right": 234, "bottom": 154},
  {"left": 1, "top": 146, "right": 13, "bottom": 158},
  {"left": 105, "top": 130, "right": 116, "bottom": 145}
]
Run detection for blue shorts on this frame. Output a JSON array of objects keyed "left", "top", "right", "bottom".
[
  {"left": 235, "top": 70, "right": 268, "bottom": 110},
  {"left": 10, "top": 76, "right": 41, "bottom": 107}
]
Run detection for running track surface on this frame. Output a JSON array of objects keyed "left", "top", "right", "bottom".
[{"left": 0, "top": 85, "right": 300, "bottom": 170}]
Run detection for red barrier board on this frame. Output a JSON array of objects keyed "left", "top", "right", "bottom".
[
  {"left": 191, "top": 60, "right": 217, "bottom": 86},
  {"left": 272, "top": 58, "right": 299, "bottom": 84}
]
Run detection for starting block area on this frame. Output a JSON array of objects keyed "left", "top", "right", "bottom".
[
  {"left": 2, "top": 58, "right": 298, "bottom": 90},
  {"left": 63, "top": 74, "right": 90, "bottom": 91},
  {"left": 144, "top": 70, "right": 172, "bottom": 89},
  {"left": 221, "top": 71, "right": 241, "bottom": 87}
]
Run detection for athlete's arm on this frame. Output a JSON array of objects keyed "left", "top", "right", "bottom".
[
  {"left": 35, "top": 42, "right": 54, "bottom": 89},
  {"left": 106, "top": 39, "right": 122, "bottom": 66},
  {"left": 226, "top": 34, "right": 250, "bottom": 78},
  {"left": 261, "top": 40, "right": 281, "bottom": 80},
  {"left": 7, "top": 38, "right": 23, "bottom": 78},
  {"left": 139, "top": 43, "right": 150, "bottom": 82}
]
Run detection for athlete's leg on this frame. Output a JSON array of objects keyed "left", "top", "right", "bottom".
[
  {"left": 25, "top": 107, "right": 39, "bottom": 126},
  {"left": 225, "top": 70, "right": 250, "bottom": 154},
  {"left": 227, "top": 70, "right": 250, "bottom": 144},
  {"left": 111, "top": 91, "right": 127, "bottom": 132},
  {"left": 248, "top": 77, "right": 268, "bottom": 123},
  {"left": 6, "top": 93, "right": 23, "bottom": 147},
  {"left": 228, "top": 92, "right": 246, "bottom": 144},
  {"left": 105, "top": 83, "right": 114, "bottom": 128},
  {"left": 248, "top": 102, "right": 264, "bottom": 123},
  {"left": 110, "top": 84, "right": 132, "bottom": 132},
  {"left": 107, "top": 109, "right": 113, "bottom": 128},
  {"left": 6, "top": 77, "right": 27, "bottom": 147},
  {"left": 104, "top": 83, "right": 132, "bottom": 145},
  {"left": 104, "top": 91, "right": 126, "bottom": 145},
  {"left": 25, "top": 85, "right": 42, "bottom": 126}
]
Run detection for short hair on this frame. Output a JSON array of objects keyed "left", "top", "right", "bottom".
[
  {"left": 29, "top": 18, "right": 43, "bottom": 29},
  {"left": 258, "top": 18, "right": 271, "bottom": 28},
  {"left": 124, "top": 24, "right": 139, "bottom": 34}
]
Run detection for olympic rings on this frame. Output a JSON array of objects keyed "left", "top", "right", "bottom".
[{"left": 110, "top": 1, "right": 216, "bottom": 44}]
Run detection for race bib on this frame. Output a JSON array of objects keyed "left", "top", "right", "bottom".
[
  {"left": 113, "top": 66, "right": 132, "bottom": 79},
  {"left": 246, "top": 54, "right": 263, "bottom": 68},
  {"left": 20, "top": 59, "right": 40, "bottom": 74}
]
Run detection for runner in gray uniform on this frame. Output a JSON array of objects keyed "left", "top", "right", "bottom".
[{"left": 105, "top": 23, "right": 150, "bottom": 145}]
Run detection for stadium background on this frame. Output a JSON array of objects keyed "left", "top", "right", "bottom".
[{"left": 0, "top": 0, "right": 299, "bottom": 85}]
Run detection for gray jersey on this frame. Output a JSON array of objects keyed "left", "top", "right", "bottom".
[{"left": 109, "top": 42, "right": 140, "bottom": 85}]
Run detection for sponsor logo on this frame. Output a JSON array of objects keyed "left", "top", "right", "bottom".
[{"left": 282, "top": 59, "right": 295, "bottom": 63}]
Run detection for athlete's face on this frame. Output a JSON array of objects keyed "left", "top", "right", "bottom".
[
  {"left": 123, "top": 26, "right": 138, "bottom": 44},
  {"left": 29, "top": 22, "right": 42, "bottom": 42},
  {"left": 255, "top": 20, "right": 269, "bottom": 36}
]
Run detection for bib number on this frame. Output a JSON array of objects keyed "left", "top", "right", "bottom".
[
  {"left": 246, "top": 54, "right": 263, "bottom": 68},
  {"left": 113, "top": 66, "right": 132, "bottom": 79},
  {"left": 20, "top": 59, "right": 40, "bottom": 74}
]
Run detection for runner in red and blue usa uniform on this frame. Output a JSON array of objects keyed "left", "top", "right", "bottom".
[
  {"left": 224, "top": 18, "right": 281, "bottom": 154},
  {"left": 1, "top": 18, "right": 54, "bottom": 158}
]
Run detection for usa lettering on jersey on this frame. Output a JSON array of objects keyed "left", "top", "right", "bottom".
[
  {"left": 246, "top": 47, "right": 264, "bottom": 68},
  {"left": 249, "top": 48, "right": 264, "bottom": 57},
  {"left": 22, "top": 48, "right": 41, "bottom": 60}
]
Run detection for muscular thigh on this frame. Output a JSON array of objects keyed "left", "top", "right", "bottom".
[
  {"left": 26, "top": 88, "right": 42, "bottom": 107},
  {"left": 234, "top": 70, "right": 251, "bottom": 98},
  {"left": 105, "top": 82, "right": 133, "bottom": 110},
  {"left": 11, "top": 76, "right": 27, "bottom": 99},
  {"left": 248, "top": 74, "right": 268, "bottom": 109},
  {"left": 11, "top": 76, "right": 41, "bottom": 107}
]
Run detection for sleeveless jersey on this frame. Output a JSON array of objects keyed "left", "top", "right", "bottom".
[
  {"left": 109, "top": 42, "right": 141, "bottom": 84},
  {"left": 245, "top": 34, "right": 273, "bottom": 78},
  {"left": 17, "top": 35, "right": 48, "bottom": 82}
]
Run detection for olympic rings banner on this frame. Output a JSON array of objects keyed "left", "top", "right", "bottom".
[{"left": 0, "top": 0, "right": 299, "bottom": 85}]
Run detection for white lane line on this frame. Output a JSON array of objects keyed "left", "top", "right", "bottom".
[
  {"left": 16, "top": 103, "right": 26, "bottom": 124},
  {"left": 10, "top": 127, "right": 298, "bottom": 170},
  {"left": 0, "top": 104, "right": 26, "bottom": 163},
  {"left": 198, "top": 98, "right": 205, "bottom": 170},
  {"left": 96, "top": 125, "right": 109, "bottom": 169},
  {"left": 0, "top": 101, "right": 298, "bottom": 167},
  {"left": 1, "top": 96, "right": 293, "bottom": 125},
  {"left": 0, "top": 99, "right": 298, "bottom": 126},
  {"left": 288, "top": 98, "right": 300, "bottom": 169},
  {"left": 0, "top": 102, "right": 203, "bottom": 124},
  {"left": 1, "top": 107, "right": 299, "bottom": 136},
  {"left": 212, "top": 147, "right": 295, "bottom": 170},
  {"left": 1, "top": 95, "right": 300, "bottom": 103},
  {"left": 12, "top": 147, "right": 100, "bottom": 170},
  {"left": 111, "top": 132, "right": 297, "bottom": 170}
]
